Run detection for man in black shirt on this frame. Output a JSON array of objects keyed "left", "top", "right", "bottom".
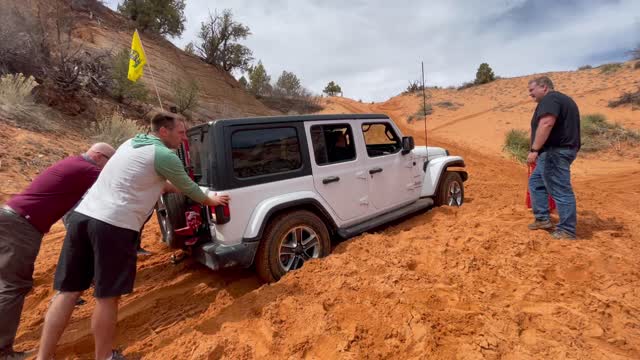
[{"left": 527, "top": 76, "right": 580, "bottom": 240}]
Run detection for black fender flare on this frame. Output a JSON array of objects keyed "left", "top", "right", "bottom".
[{"left": 434, "top": 160, "right": 468, "bottom": 195}]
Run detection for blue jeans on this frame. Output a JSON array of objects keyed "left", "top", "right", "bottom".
[{"left": 528, "top": 148, "right": 578, "bottom": 236}]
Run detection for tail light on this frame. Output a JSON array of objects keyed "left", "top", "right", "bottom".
[{"left": 211, "top": 204, "right": 230, "bottom": 224}]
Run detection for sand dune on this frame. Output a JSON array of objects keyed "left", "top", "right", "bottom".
[{"left": 8, "top": 64, "right": 640, "bottom": 359}]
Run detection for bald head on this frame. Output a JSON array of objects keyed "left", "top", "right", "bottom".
[{"left": 85, "top": 142, "right": 115, "bottom": 168}]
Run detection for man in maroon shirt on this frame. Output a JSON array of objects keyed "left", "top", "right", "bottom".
[{"left": 0, "top": 143, "right": 114, "bottom": 359}]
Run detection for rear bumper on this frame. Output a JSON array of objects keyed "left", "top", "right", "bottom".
[{"left": 192, "top": 241, "right": 259, "bottom": 271}]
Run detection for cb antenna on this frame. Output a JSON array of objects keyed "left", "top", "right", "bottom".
[{"left": 421, "top": 61, "right": 428, "bottom": 149}]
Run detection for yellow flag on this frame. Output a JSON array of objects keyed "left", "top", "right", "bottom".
[{"left": 127, "top": 30, "right": 147, "bottom": 82}]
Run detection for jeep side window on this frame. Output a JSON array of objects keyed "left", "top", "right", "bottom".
[
  {"left": 188, "top": 132, "right": 207, "bottom": 184},
  {"left": 231, "top": 127, "right": 302, "bottom": 178},
  {"left": 310, "top": 124, "right": 356, "bottom": 165},
  {"left": 361, "top": 122, "right": 401, "bottom": 157}
]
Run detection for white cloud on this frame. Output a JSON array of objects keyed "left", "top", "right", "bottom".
[{"left": 104, "top": 0, "right": 640, "bottom": 101}]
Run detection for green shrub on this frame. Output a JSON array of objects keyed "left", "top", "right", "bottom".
[
  {"left": 274, "top": 70, "right": 302, "bottom": 97},
  {"left": 503, "top": 115, "right": 639, "bottom": 159},
  {"left": 474, "top": 63, "right": 496, "bottom": 85},
  {"left": 322, "top": 81, "right": 342, "bottom": 97},
  {"left": 110, "top": 49, "right": 149, "bottom": 103},
  {"left": 457, "top": 81, "right": 475, "bottom": 91},
  {"left": 599, "top": 63, "right": 623, "bottom": 74},
  {"left": 578, "top": 65, "right": 592, "bottom": 70},
  {"left": 407, "top": 103, "right": 433, "bottom": 123},
  {"left": 196, "top": 9, "right": 253, "bottom": 72},
  {"left": 436, "top": 101, "right": 456, "bottom": 108},
  {"left": 172, "top": 78, "right": 199, "bottom": 115},
  {"left": 581, "top": 114, "right": 640, "bottom": 152},
  {"left": 403, "top": 80, "right": 424, "bottom": 94},
  {"left": 417, "top": 103, "right": 433, "bottom": 116},
  {"left": 117, "top": 0, "right": 186, "bottom": 37},
  {"left": 247, "top": 61, "right": 271, "bottom": 96},
  {"left": 503, "top": 129, "right": 529, "bottom": 162}
]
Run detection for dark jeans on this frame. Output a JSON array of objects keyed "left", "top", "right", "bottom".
[
  {"left": 528, "top": 148, "right": 578, "bottom": 236},
  {"left": 0, "top": 209, "right": 43, "bottom": 351}
]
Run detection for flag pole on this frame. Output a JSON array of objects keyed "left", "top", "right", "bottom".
[{"left": 136, "top": 30, "right": 164, "bottom": 111}]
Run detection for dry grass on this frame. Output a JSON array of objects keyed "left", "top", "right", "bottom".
[
  {"left": 599, "top": 63, "right": 623, "bottom": 74},
  {"left": 0, "top": 73, "right": 56, "bottom": 131},
  {"left": 436, "top": 101, "right": 454, "bottom": 108},
  {"left": 92, "top": 112, "right": 146, "bottom": 148},
  {"left": 608, "top": 88, "right": 640, "bottom": 108},
  {"left": 0, "top": 73, "right": 37, "bottom": 105},
  {"left": 435, "top": 101, "right": 462, "bottom": 110},
  {"left": 407, "top": 103, "right": 433, "bottom": 123}
]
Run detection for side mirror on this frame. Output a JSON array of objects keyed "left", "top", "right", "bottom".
[{"left": 401, "top": 136, "right": 415, "bottom": 154}]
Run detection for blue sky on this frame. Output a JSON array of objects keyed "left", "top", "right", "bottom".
[{"left": 104, "top": 0, "right": 640, "bottom": 102}]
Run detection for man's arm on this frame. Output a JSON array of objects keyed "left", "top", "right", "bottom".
[
  {"left": 531, "top": 114, "right": 556, "bottom": 151},
  {"left": 161, "top": 180, "right": 228, "bottom": 206},
  {"left": 154, "top": 148, "right": 229, "bottom": 206}
]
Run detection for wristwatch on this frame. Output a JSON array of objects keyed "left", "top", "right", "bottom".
[{"left": 530, "top": 148, "right": 539, "bottom": 153}]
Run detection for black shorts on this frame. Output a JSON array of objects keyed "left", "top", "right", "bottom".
[{"left": 53, "top": 212, "right": 138, "bottom": 298}]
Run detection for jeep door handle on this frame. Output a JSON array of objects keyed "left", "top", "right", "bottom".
[
  {"left": 322, "top": 176, "right": 340, "bottom": 184},
  {"left": 369, "top": 167, "right": 383, "bottom": 175}
]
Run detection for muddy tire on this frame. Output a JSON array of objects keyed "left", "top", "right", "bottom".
[
  {"left": 255, "top": 210, "right": 331, "bottom": 283},
  {"left": 435, "top": 172, "right": 464, "bottom": 206},
  {"left": 156, "top": 193, "right": 187, "bottom": 249}
]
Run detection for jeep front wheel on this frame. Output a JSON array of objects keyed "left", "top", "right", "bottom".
[
  {"left": 435, "top": 172, "right": 464, "bottom": 206},
  {"left": 255, "top": 210, "right": 330, "bottom": 283}
]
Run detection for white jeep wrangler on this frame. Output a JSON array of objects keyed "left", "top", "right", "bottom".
[{"left": 157, "top": 114, "right": 467, "bottom": 282}]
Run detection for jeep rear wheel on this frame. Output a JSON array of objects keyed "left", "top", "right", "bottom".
[
  {"left": 156, "top": 193, "right": 187, "bottom": 249},
  {"left": 435, "top": 172, "right": 464, "bottom": 207},
  {"left": 255, "top": 210, "right": 330, "bottom": 283}
]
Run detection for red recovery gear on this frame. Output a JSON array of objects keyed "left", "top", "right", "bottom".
[
  {"left": 174, "top": 205, "right": 202, "bottom": 246},
  {"left": 173, "top": 139, "right": 202, "bottom": 246},
  {"left": 526, "top": 162, "right": 556, "bottom": 211}
]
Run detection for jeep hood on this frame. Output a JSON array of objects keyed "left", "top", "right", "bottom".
[{"left": 412, "top": 146, "right": 448, "bottom": 160}]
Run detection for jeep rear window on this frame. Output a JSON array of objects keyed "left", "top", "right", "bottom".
[
  {"left": 231, "top": 127, "right": 302, "bottom": 178},
  {"left": 188, "top": 131, "right": 208, "bottom": 185}
]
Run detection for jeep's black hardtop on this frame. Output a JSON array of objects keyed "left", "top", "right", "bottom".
[
  {"left": 188, "top": 113, "right": 389, "bottom": 132},
  {"left": 184, "top": 113, "right": 395, "bottom": 190}
]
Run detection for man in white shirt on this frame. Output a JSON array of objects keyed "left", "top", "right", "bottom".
[{"left": 36, "top": 112, "right": 229, "bottom": 360}]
